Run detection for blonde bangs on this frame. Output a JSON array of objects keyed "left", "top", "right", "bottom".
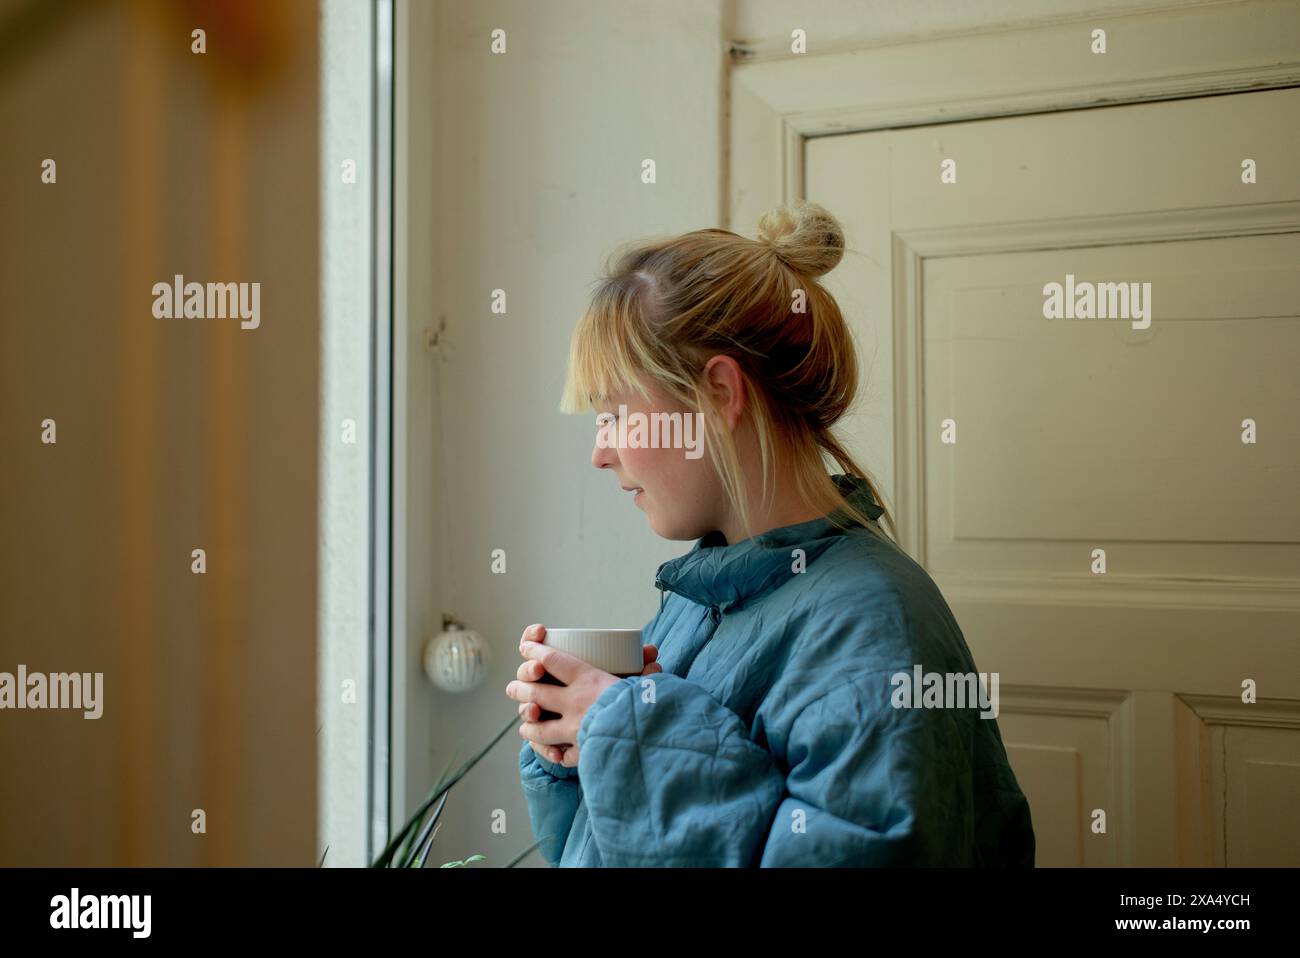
[{"left": 558, "top": 284, "right": 659, "bottom": 414}]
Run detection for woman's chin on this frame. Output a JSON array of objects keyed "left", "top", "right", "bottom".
[{"left": 645, "top": 515, "right": 705, "bottom": 543}]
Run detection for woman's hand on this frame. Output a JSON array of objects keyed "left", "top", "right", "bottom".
[{"left": 507, "top": 624, "right": 661, "bottom": 768}]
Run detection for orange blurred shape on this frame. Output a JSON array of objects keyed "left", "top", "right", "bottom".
[{"left": 175, "top": 0, "right": 299, "bottom": 88}]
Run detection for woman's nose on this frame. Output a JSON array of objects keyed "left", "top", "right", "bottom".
[{"left": 591, "top": 436, "right": 619, "bottom": 469}]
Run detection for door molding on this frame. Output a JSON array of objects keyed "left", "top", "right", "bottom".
[
  {"left": 1176, "top": 695, "right": 1300, "bottom": 864},
  {"left": 729, "top": 0, "right": 1300, "bottom": 558},
  {"left": 893, "top": 199, "right": 1300, "bottom": 566},
  {"left": 1002, "top": 687, "right": 1136, "bottom": 864},
  {"left": 730, "top": 0, "right": 1300, "bottom": 228}
]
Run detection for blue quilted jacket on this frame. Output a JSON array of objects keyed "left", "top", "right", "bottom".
[{"left": 519, "top": 474, "right": 1035, "bottom": 867}]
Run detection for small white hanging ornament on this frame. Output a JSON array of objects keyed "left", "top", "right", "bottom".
[{"left": 424, "top": 615, "right": 490, "bottom": 693}]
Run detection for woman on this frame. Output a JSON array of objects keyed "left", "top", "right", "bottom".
[{"left": 506, "top": 200, "right": 1035, "bottom": 867}]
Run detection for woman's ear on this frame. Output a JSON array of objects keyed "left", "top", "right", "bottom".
[{"left": 701, "top": 355, "right": 747, "bottom": 431}]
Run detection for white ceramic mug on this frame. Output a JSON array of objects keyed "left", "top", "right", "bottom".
[
  {"left": 537, "top": 628, "right": 644, "bottom": 677},
  {"left": 533, "top": 628, "right": 644, "bottom": 725}
]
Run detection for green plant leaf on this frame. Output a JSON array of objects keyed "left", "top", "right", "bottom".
[
  {"left": 410, "top": 815, "right": 445, "bottom": 869},
  {"left": 370, "top": 711, "right": 520, "bottom": 868},
  {"left": 393, "top": 753, "right": 458, "bottom": 868},
  {"left": 504, "top": 837, "right": 544, "bottom": 868}
]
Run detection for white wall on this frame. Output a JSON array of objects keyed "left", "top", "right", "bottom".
[{"left": 733, "top": 0, "right": 1219, "bottom": 52}]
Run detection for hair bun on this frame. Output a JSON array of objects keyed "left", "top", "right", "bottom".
[{"left": 756, "top": 200, "right": 845, "bottom": 278}]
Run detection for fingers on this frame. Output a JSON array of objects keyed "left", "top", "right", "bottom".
[
  {"left": 640, "top": 662, "right": 663, "bottom": 676},
  {"left": 506, "top": 678, "right": 560, "bottom": 711},
  {"left": 516, "top": 659, "right": 545, "bottom": 682},
  {"left": 513, "top": 628, "right": 554, "bottom": 739},
  {"left": 642, "top": 644, "right": 658, "bottom": 664},
  {"left": 519, "top": 640, "right": 584, "bottom": 685},
  {"left": 519, "top": 718, "right": 572, "bottom": 748},
  {"left": 530, "top": 741, "right": 564, "bottom": 764}
]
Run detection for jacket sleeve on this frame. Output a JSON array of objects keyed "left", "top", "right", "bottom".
[
  {"left": 518, "top": 740, "right": 580, "bottom": 866},
  {"left": 574, "top": 669, "right": 957, "bottom": 866},
  {"left": 757, "top": 668, "right": 960, "bottom": 866},
  {"left": 517, "top": 595, "right": 680, "bottom": 866}
]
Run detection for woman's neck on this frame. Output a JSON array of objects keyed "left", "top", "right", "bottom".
[{"left": 717, "top": 466, "right": 826, "bottom": 545}]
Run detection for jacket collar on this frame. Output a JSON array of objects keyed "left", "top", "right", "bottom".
[{"left": 654, "top": 473, "right": 884, "bottom": 614}]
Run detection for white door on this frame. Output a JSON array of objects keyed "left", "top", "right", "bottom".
[{"left": 807, "top": 87, "right": 1300, "bottom": 866}]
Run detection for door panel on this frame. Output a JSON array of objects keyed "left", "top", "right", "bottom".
[{"left": 808, "top": 87, "right": 1300, "bottom": 866}]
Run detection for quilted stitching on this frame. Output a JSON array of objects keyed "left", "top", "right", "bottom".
[{"left": 518, "top": 474, "right": 1035, "bottom": 867}]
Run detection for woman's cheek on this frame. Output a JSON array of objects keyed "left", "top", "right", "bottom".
[{"left": 620, "top": 443, "right": 652, "bottom": 476}]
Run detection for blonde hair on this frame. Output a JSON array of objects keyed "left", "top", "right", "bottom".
[{"left": 558, "top": 199, "right": 897, "bottom": 544}]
